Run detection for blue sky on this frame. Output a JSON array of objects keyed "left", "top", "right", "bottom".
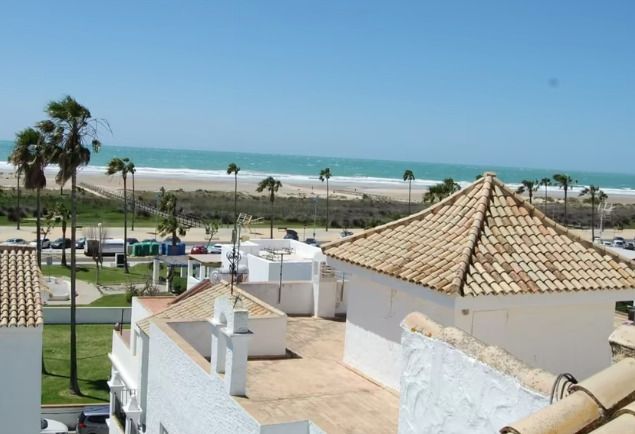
[{"left": 1, "top": 1, "right": 634, "bottom": 172}]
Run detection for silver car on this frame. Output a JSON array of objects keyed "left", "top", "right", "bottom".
[{"left": 77, "top": 406, "right": 109, "bottom": 434}]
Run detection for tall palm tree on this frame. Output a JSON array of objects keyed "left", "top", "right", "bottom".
[
  {"left": 319, "top": 168, "right": 332, "bottom": 231},
  {"left": 43, "top": 95, "right": 105, "bottom": 396},
  {"left": 9, "top": 127, "right": 50, "bottom": 266},
  {"left": 106, "top": 157, "right": 134, "bottom": 273},
  {"left": 553, "top": 174, "right": 576, "bottom": 226},
  {"left": 46, "top": 201, "right": 70, "bottom": 267},
  {"left": 256, "top": 176, "right": 282, "bottom": 238},
  {"left": 516, "top": 179, "right": 539, "bottom": 204},
  {"left": 157, "top": 187, "right": 187, "bottom": 248},
  {"left": 579, "top": 185, "right": 607, "bottom": 241},
  {"left": 14, "top": 168, "right": 21, "bottom": 230},
  {"left": 540, "top": 178, "right": 551, "bottom": 215},
  {"left": 227, "top": 163, "right": 240, "bottom": 224},
  {"left": 403, "top": 169, "right": 415, "bottom": 214},
  {"left": 130, "top": 162, "right": 136, "bottom": 231}
]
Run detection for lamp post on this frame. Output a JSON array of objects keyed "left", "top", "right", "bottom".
[
  {"left": 96, "top": 223, "right": 102, "bottom": 285},
  {"left": 312, "top": 195, "right": 318, "bottom": 239}
]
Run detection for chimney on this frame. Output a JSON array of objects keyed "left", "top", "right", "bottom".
[
  {"left": 608, "top": 324, "right": 635, "bottom": 363},
  {"left": 210, "top": 296, "right": 252, "bottom": 396}
]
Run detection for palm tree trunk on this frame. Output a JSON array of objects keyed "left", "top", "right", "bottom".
[
  {"left": 564, "top": 186, "right": 568, "bottom": 226},
  {"left": 270, "top": 195, "right": 274, "bottom": 239},
  {"left": 69, "top": 172, "right": 81, "bottom": 395},
  {"left": 529, "top": 189, "right": 533, "bottom": 204},
  {"left": 408, "top": 180, "right": 412, "bottom": 214},
  {"left": 234, "top": 173, "right": 238, "bottom": 222},
  {"left": 326, "top": 179, "right": 329, "bottom": 231},
  {"left": 61, "top": 223, "right": 67, "bottom": 267},
  {"left": 16, "top": 170, "right": 20, "bottom": 230},
  {"left": 36, "top": 188, "right": 42, "bottom": 267},
  {"left": 544, "top": 186, "right": 548, "bottom": 216},
  {"left": 131, "top": 172, "right": 135, "bottom": 231},
  {"left": 123, "top": 176, "right": 129, "bottom": 273}
]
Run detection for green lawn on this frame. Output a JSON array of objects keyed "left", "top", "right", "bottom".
[
  {"left": 42, "top": 262, "right": 153, "bottom": 286},
  {"left": 88, "top": 293, "right": 131, "bottom": 307},
  {"left": 42, "top": 324, "right": 115, "bottom": 404}
]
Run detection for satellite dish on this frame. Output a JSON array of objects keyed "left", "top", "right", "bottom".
[{"left": 211, "top": 271, "right": 221, "bottom": 283}]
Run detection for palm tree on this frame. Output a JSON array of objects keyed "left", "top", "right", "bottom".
[
  {"left": 423, "top": 178, "right": 460, "bottom": 203},
  {"left": 9, "top": 127, "right": 50, "bottom": 266},
  {"left": 256, "top": 176, "right": 282, "bottom": 238},
  {"left": 580, "top": 185, "right": 607, "bottom": 241},
  {"left": 540, "top": 178, "right": 551, "bottom": 214},
  {"left": 157, "top": 187, "right": 187, "bottom": 248},
  {"left": 516, "top": 179, "right": 539, "bottom": 204},
  {"left": 403, "top": 169, "right": 415, "bottom": 214},
  {"left": 227, "top": 163, "right": 240, "bottom": 224},
  {"left": 319, "top": 168, "right": 332, "bottom": 231},
  {"left": 46, "top": 201, "right": 70, "bottom": 267},
  {"left": 43, "top": 95, "right": 105, "bottom": 396},
  {"left": 14, "top": 168, "right": 21, "bottom": 230},
  {"left": 553, "top": 174, "right": 576, "bottom": 226},
  {"left": 106, "top": 157, "right": 134, "bottom": 273},
  {"left": 130, "top": 162, "right": 136, "bottom": 231}
]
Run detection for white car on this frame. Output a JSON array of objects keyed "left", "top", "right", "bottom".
[
  {"left": 209, "top": 244, "right": 223, "bottom": 254},
  {"left": 41, "top": 418, "right": 68, "bottom": 434},
  {"left": 2, "top": 238, "right": 28, "bottom": 246},
  {"left": 29, "top": 238, "right": 51, "bottom": 249}
]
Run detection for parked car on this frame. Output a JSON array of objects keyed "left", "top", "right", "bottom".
[
  {"left": 190, "top": 245, "right": 208, "bottom": 254},
  {"left": 626, "top": 242, "right": 635, "bottom": 251},
  {"left": 77, "top": 405, "right": 109, "bottom": 434},
  {"left": 340, "top": 230, "right": 354, "bottom": 238},
  {"left": 305, "top": 238, "right": 320, "bottom": 247},
  {"left": 208, "top": 243, "right": 223, "bottom": 254},
  {"left": 2, "top": 238, "right": 28, "bottom": 246},
  {"left": 76, "top": 237, "right": 87, "bottom": 249},
  {"left": 30, "top": 238, "right": 51, "bottom": 249},
  {"left": 613, "top": 239, "right": 626, "bottom": 248},
  {"left": 127, "top": 237, "right": 139, "bottom": 245},
  {"left": 41, "top": 418, "right": 68, "bottom": 434},
  {"left": 51, "top": 238, "right": 72, "bottom": 249},
  {"left": 283, "top": 229, "right": 299, "bottom": 241}
]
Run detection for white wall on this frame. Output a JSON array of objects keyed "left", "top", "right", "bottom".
[
  {"left": 456, "top": 302, "right": 616, "bottom": 379},
  {"left": 110, "top": 330, "right": 138, "bottom": 389},
  {"left": 145, "top": 323, "right": 260, "bottom": 434},
  {"left": 44, "top": 306, "right": 131, "bottom": 324},
  {"left": 168, "top": 316, "right": 287, "bottom": 359},
  {"left": 240, "top": 281, "right": 314, "bottom": 315},
  {"left": 399, "top": 327, "right": 549, "bottom": 434},
  {"left": 344, "top": 275, "right": 454, "bottom": 390},
  {"left": 0, "top": 327, "right": 42, "bottom": 434}
]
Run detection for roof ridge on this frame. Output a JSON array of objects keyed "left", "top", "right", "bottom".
[
  {"left": 322, "top": 175, "right": 488, "bottom": 251},
  {"left": 452, "top": 173, "right": 495, "bottom": 296},
  {"left": 490, "top": 177, "right": 635, "bottom": 273}
]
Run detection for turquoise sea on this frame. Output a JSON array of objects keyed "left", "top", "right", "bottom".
[{"left": 1, "top": 140, "right": 634, "bottom": 194}]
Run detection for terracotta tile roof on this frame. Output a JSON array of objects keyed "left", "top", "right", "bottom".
[
  {"left": 137, "top": 280, "right": 284, "bottom": 334},
  {"left": 0, "top": 247, "right": 44, "bottom": 327},
  {"left": 500, "top": 358, "right": 635, "bottom": 433},
  {"left": 323, "top": 172, "right": 635, "bottom": 296}
]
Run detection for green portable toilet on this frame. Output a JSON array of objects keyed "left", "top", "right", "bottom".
[
  {"left": 141, "top": 242, "right": 151, "bottom": 256},
  {"left": 149, "top": 242, "right": 160, "bottom": 256}
]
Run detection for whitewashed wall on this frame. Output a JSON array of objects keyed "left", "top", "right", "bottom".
[
  {"left": 247, "top": 255, "right": 312, "bottom": 282},
  {"left": 145, "top": 323, "right": 260, "bottom": 434},
  {"left": 44, "top": 306, "right": 131, "bottom": 324},
  {"left": 344, "top": 275, "right": 454, "bottom": 390},
  {"left": 240, "top": 281, "right": 314, "bottom": 315},
  {"left": 455, "top": 302, "right": 615, "bottom": 379},
  {"left": 399, "top": 326, "right": 549, "bottom": 434},
  {"left": 0, "top": 327, "right": 42, "bottom": 434}
]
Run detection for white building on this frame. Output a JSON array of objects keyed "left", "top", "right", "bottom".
[
  {"left": 323, "top": 173, "right": 635, "bottom": 390},
  {"left": 188, "top": 238, "right": 347, "bottom": 318},
  {"left": 0, "top": 247, "right": 45, "bottom": 434},
  {"left": 108, "top": 276, "right": 399, "bottom": 433}
]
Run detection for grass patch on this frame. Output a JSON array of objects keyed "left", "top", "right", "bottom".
[
  {"left": 42, "top": 324, "right": 115, "bottom": 404},
  {"left": 88, "top": 293, "right": 131, "bottom": 307},
  {"left": 42, "top": 262, "right": 152, "bottom": 286}
]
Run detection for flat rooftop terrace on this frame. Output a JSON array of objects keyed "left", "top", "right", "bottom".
[{"left": 236, "top": 317, "right": 399, "bottom": 433}]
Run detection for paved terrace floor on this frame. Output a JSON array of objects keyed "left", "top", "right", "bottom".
[{"left": 236, "top": 317, "right": 399, "bottom": 434}]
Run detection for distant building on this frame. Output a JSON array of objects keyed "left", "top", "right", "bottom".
[
  {"left": 323, "top": 172, "right": 635, "bottom": 389},
  {"left": 0, "top": 247, "right": 45, "bottom": 434}
]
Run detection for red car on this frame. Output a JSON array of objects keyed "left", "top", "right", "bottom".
[{"left": 190, "top": 245, "right": 208, "bottom": 254}]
